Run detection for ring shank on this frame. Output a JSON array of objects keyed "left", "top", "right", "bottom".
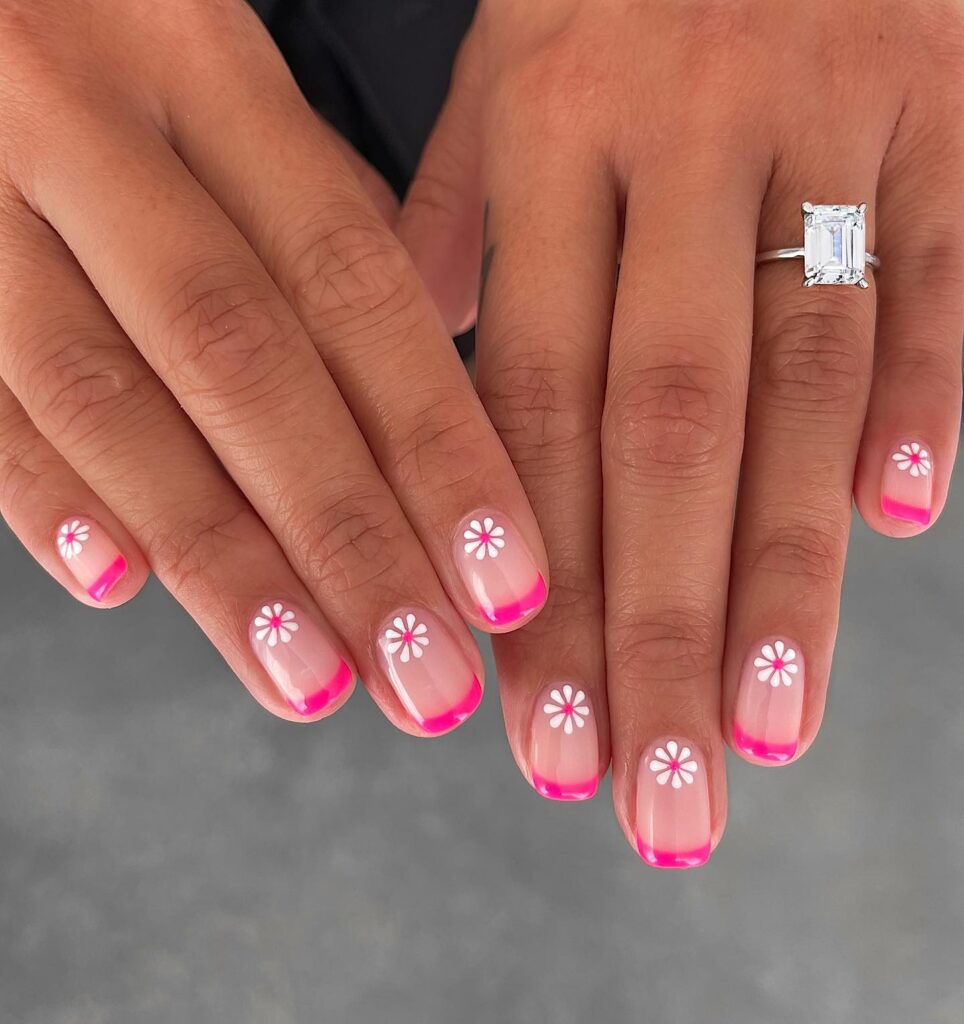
[{"left": 756, "top": 247, "right": 880, "bottom": 269}]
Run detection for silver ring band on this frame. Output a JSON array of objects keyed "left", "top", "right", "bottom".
[{"left": 757, "top": 247, "right": 880, "bottom": 268}]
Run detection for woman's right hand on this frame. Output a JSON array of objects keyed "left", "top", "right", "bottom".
[{"left": 0, "top": 0, "right": 549, "bottom": 733}]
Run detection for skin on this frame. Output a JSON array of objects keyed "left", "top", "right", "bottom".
[
  {"left": 399, "top": 0, "right": 964, "bottom": 855},
  {"left": 0, "top": 0, "right": 549, "bottom": 733}
]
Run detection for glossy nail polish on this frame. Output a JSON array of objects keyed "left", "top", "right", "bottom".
[
  {"left": 636, "top": 738, "right": 712, "bottom": 869},
  {"left": 733, "top": 638, "right": 804, "bottom": 764},
  {"left": 881, "top": 440, "right": 933, "bottom": 525},
  {"left": 454, "top": 511, "right": 547, "bottom": 628},
  {"left": 530, "top": 683, "right": 599, "bottom": 800},
  {"left": 56, "top": 517, "right": 127, "bottom": 602},
  {"left": 377, "top": 609, "right": 482, "bottom": 734},
  {"left": 249, "top": 601, "right": 354, "bottom": 717}
]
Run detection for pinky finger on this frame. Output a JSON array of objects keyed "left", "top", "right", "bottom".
[
  {"left": 854, "top": 97, "right": 964, "bottom": 535},
  {"left": 0, "top": 381, "right": 148, "bottom": 607}
]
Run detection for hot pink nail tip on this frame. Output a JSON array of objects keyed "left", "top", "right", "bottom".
[
  {"left": 481, "top": 574, "right": 547, "bottom": 626},
  {"left": 732, "top": 722, "right": 798, "bottom": 764},
  {"left": 416, "top": 676, "right": 483, "bottom": 734},
  {"left": 880, "top": 496, "right": 931, "bottom": 525},
  {"left": 636, "top": 838, "right": 712, "bottom": 869},
  {"left": 531, "top": 771, "right": 599, "bottom": 801},
  {"left": 87, "top": 555, "right": 128, "bottom": 602},
  {"left": 287, "top": 660, "right": 354, "bottom": 717}
]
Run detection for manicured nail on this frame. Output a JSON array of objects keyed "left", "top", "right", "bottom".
[
  {"left": 881, "top": 440, "right": 933, "bottom": 525},
  {"left": 56, "top": 517, "right": 127, "bottom": 602},
  {"left": 377, "top": 609, "right": 482, "bottom": 734},
  {"left": 529, "top": 683, "right": 599, "bottom": 801},
  {"left": 636, "top": 738, "right": 711, "bottom": 869},
  {"left": 455, "top": 511, "right": 547, "bottom": 628},
  {"left": 733, "top": 638, "right": 804, "bottom": 764},
  {"left": 249, "top": 601, "right": 354, "bottom": 717}
]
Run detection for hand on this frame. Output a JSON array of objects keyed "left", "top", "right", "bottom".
[
  {"left": 401, "top": 0, "right": 964, "bottom": 860},
  {"left": 0, "top": 0, "right": 551, "bottom": 735}
]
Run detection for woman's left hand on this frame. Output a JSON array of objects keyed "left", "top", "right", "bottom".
[{"left": 401, "top": 0, "right": 964, "bottom": 865}]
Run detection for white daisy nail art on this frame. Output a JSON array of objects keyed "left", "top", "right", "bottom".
[
  {"left": 753, "top": 640, "right": 798, "bottom": 688},
  {"left": 542, "top": 683, "right": 590, "bottom": 735},
  {"left": 891, "top": 442, "right": 931, "bottom": 477},
  {"left": 254, "top": 602, "right": 299, "bottom": 647},
  {"left": 462, "top": 517, "right": 506, "bottom": 560},
  {"left": 385, "top": 613, "right": 430, "bottom": 663},
  {"left": 648, "top": 740, "right": 698, "bottom": 790},
  {"left": 57, "top": 520, "right": 91, "bottom": 560}
]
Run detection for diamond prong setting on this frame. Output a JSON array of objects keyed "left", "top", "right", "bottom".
[{"left": 802, "top": 202, "right": 867, "bottom": 287}]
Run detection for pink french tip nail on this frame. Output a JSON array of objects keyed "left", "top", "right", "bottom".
[
  {"left": 377, "top": 608, "right": 482, "bottom": 734},
  {"left": 249, "top": 601, "right": 354, "bottom": 717},
  {"left": 56, "top": 517, "right": 128, "bottom": 602},
  {"left": 529, "top": 682, "right": 600, "bottom": 801},
  {"left": 881, "top": 440, "right": 933, "bottom": 525},
  {"left": 635, "top": 738, "right": 712, "bottom": 869},
  {"left": 454, "top": 511, "right": 547, "bottom": 629},
  {"left": 733, "top": 638, "right": 804, "bottom": 765}
]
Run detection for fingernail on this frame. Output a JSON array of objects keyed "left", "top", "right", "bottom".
[
  {"left": 249, "top": 601, "right": 354, "bottom": 717},
  {"left": 56, "top": 517, "right": 127, "bottom": 602},
  {"left": 529, "top": 682, "right": 599, "bottom": 801},
  {"left": 733, "top": 638, "right": 804, "bottom": 764},
  {"left": 377, "top": 609, "right": 482, "bottom": 734},
  {"left": 881, "top": 439, "right": 933, "bottom": 525},
  {"left": 455, "top": 510, "right": 547, "bottom": 628},
  {"left": 636, "top": 738, "right": 712, "bottom": 869}
]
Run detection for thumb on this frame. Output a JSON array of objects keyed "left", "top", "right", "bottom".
[{"left": 398, "top": 34, "right": 484, "bottom": 337}]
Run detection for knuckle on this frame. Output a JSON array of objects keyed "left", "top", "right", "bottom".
[
  {"left": 874, "top": 345, "right": 962, "bottom": 404},
  {"left": 758, "top": 301, "right": 870, "bottom": 413},
  {"left": 147, "top": 503, "right": 253, "bottom": 594},
  {"left": 608, "top": 606, "right": 719, "bottom": 684},
  {"left": 747, "top": 519, "right": 846, "bottom": 585},
  {"left": 601, "top": 347, "right": 741, "bottom": 479},
  {"left": 158, "top": 258, "right": 301, "bottom": 392},
  {"left": 296, "top": 481, "right": 405, "bottom": 597}
]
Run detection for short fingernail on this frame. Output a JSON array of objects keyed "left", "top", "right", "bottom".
[
  {"left": 454, "top": 510, "right": 547, "bottom": 628},
  {"left": 56, "top": 517, "right": 127, "bottom": 602},
  {"left": 377, "top": 608, "right": 482, "bottom": 734},
  {"left": 529, "top": 682, "right": 599, "bottom": 801},
  {"left": 249, "top": 601, "right": 354, "bottom": 717},
  {"left": 733, "top": 638, "right": 804, "bottom": 764},
  {"left": 636, "top": 737, "right": 712, "bottom": 869},
  {"left": 881, "top": 439, "right": 933, "bottom": 525}
]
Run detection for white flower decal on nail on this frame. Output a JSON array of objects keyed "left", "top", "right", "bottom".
[
  {"left": 543, "top": 683, "right": 590, "bottom": 735},
  {"left": 385, "top": 613, "right": 429, "bottom": 663},
  {"left": 57, "top": 520, "right": 91, "bottom": 560},
  {"left": 754, "top": 640, "right": 798, "bottom": 688},
  {"left": 649, "top": 740, "right": 698, "bottom": 789},
  {"left": 254, "top": 603, "right": 299, "bottom": 647},
  {"left": 463, "top": 517, "right": 506, "bottom": 560},
  {"left": 891, "top": 442, "right": 931, "bottom": 477}
]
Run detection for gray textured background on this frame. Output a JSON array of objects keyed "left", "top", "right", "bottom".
[{"left": 1, "top": 453, "right": 962, "bottom": 1023}]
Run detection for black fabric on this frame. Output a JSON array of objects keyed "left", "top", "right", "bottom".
[{"left": 250, "top": 0, "right": 477, "bottom": 196}]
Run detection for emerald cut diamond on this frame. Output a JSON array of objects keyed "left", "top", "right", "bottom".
[{"left": 802, "top": 203, "right": 867, "bottom": 286}]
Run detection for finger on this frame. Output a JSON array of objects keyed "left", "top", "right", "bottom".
[
  {"left": 153, "top": 11, "right": 546, "bottom": 635},
  {"left": 398, "top": 31, "right": 486, "bottom": 335},
  {"left": 0, "top": 198, "right": 358, "bottom": 724},
  {"left": 603, "top": 144, "right": 764, "bottom": 865},
  {"left": 475, "top": 117, "right": 618, "bottom": 799},
  {"left": 18, "top": 99, "right": 487, "bottom": 734},
  {"left": 0, "top": 379, "right": 147, "bottom": 608},
  {"left": 854, "top": 88, "right": 964, "bottom": 535},
  {"left": 725, "top": 169, "right": 880, "bottom": 763}
]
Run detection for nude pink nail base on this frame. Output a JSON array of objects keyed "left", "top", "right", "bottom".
[
  {"left": 56, "top": 517, "right": 128, "bottom": 602},
  {"left": 249, "top": 601, "right": 354, "bottom": 718},
  {"left": 733, "top": 638, "right": 805, "bottom": 766},
  {"left": 881, "top": 440, "right": 933, "bottom": 525},
  {"left": 635, "top": 738, "right": 712, "bottom": 871},
  {"left": 455, "top": 511, "right": 547, "bottom": 629},
  {"left": 529, "top": 683, "right": 600, "bottom": 801},
  {"left": 377, "top": 609, "right": 482, "bottom": 734}
]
